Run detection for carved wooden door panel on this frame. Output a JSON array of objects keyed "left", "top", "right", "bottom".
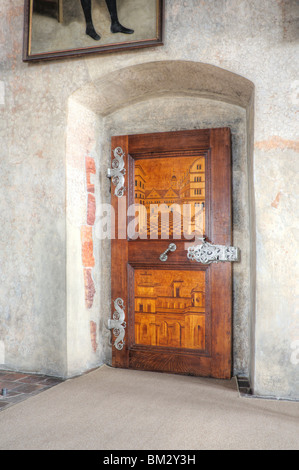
[{"left": 109, "top": 128, "right": 233, "bottom": 379}]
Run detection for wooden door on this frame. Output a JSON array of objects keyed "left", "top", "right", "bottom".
[{"left": 110, "top": 128, "right": 232, "bottom": 379}]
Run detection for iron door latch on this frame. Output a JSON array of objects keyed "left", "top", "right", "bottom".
[{"left": 187, "top": 237, "right": 240, "bottom": 265}]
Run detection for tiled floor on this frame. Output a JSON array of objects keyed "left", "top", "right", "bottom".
[{"left": 0, "top": 370, "right": 64, "bottom": 412}]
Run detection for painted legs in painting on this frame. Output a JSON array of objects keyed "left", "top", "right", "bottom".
[
  {"left": 80, "top": 0, "right": 134, "bottom": 41},
  {"left": 80, "top": 0, "right": 101, "bottom": 40}
]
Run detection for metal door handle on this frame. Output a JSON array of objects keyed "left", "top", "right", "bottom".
[
  {"left": 160, "top": 243, "right": 177, "bottom": 262},
  {"left": 187, "top": 237, "right": 239, "bottom": 265}
]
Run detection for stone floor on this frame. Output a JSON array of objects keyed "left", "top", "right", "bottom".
[
  {"left": 1, "top": 366, "right": 298, "bottom": 450},
  {"left": 0, "top": 368, "right": 253, "bottom": 413},
  {"left": 0, "top": 370, "right": 64, "bottom": 412}
]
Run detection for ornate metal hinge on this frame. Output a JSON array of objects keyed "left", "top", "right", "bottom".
[
  {"left": 108, "top": 298, "right": 126, "bottom": 350},
  {"left": 187, "top": 237, "right": 240, "bottom": 265},
  {"left": 107, "top": 147, "right": 126, "bottom": 198}
]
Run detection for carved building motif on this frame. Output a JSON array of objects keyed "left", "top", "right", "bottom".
[
  {"left": 134, "top": 270, "right": 206, "bottom": 350},
  {"left": 134, "top": 156, "right": 206, "bottom": 238}
]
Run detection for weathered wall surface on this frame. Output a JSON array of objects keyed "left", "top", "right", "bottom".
[{"left": 0, "top": 0, "right": 298, "bottom": 398}]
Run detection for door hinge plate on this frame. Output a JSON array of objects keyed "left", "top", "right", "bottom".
[
  {"left": 187, "top": 238, "right": 240, "bottom": 265},
  {"left": 107, "top": 147, "right": 126, "bottom": 198},
  {"left": 107, "top": 298, "right": 126, "bottom": 350}
]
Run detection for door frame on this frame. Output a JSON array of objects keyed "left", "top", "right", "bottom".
[{"left": 110, "top": 128, "right": 233, "bottom": 379}]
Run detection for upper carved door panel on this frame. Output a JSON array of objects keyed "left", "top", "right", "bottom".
[{"left": 133, "top": 154, "right": 206, "bottom": 239}]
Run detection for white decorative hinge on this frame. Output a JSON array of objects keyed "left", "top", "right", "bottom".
[
  {"left": 107, "top": 147, "right": 126, "bottom": 198},
  {"left": 107, "top": 298, "right": 126, "bottom": 350},
  {"left": 187, "top": 237, "right": 240, "bottom": 265}
]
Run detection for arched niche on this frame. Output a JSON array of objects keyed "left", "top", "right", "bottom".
[{"left": 65, "top": 60, "right": 256, "bottom": 388}]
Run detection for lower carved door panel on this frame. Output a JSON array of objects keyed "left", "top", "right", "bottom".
[
  {"left": 109, "top": 128, "right": 233, "bottom": 379},
  {"left": 134, "top": 269, "right": 208, "bottom": 351}
]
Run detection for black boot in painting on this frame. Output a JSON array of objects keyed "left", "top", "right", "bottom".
[
  {"left": 80, "top": 0, "right": 101, "bottom": 40},
  {"left": 105, "top": 0, "right": 134, "bottom": 34}
]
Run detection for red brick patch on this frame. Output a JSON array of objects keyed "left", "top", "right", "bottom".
[
  {"left": 83, "top": 269, "right": 96, "bottom": 309},
  {"left": 81, "top": 226, "right": 95, "bottom": 268},
  {"left": 81, "top": 155, "right": 97, "bottom": 314},
  {"left": 86, "top": 156, "right": 96, "bottom": 193},
  {"left": 90, "top": 321, "right": 98, "bottom": 352},
  {"left": 87, "top": 193, "right": 96, "bottom": 226}
]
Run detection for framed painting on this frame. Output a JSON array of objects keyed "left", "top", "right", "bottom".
[{"left": 23, "top": 0, "right": 164, "bottom": 61}]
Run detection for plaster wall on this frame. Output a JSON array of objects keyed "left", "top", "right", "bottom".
[{"left": 0, "top": 0, "right": 298, "bottom": 399}]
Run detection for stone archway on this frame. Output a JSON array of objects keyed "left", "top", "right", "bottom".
[{"left": 65, "top": 61, "right": 255, "bottom": 386}]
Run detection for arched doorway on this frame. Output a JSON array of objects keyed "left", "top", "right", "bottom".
[{"left": 65, "top": 61, "right": 255, "bottom": 386}]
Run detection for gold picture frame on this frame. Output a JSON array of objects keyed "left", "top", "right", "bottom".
[{"left": 23, "top": 0, "right": 164, "bottom": 61}]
